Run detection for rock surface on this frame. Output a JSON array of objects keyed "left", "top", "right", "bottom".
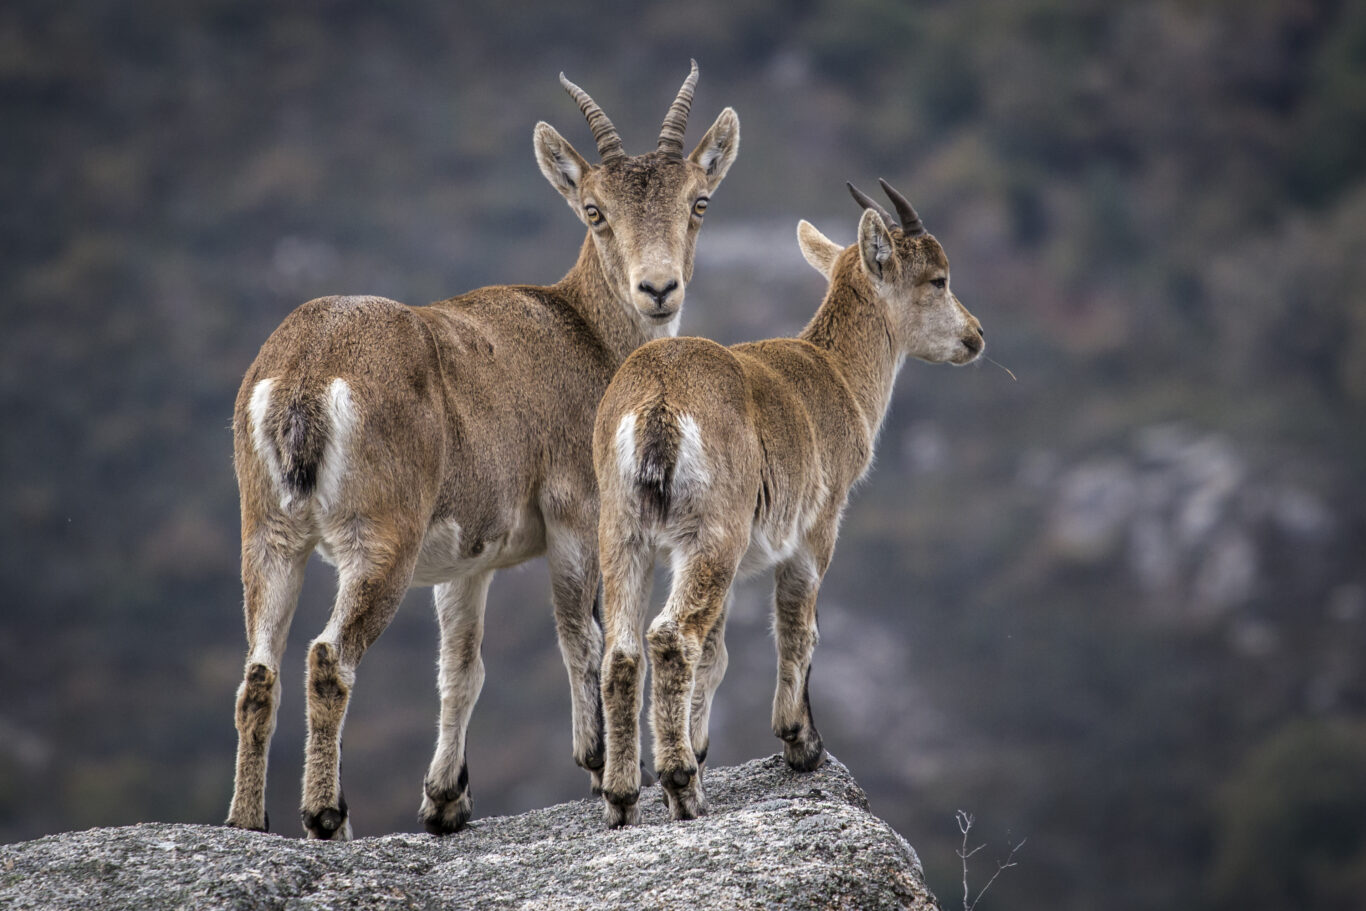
[{"left": 0, "top": 754, "right": 939, "bottom": 910}]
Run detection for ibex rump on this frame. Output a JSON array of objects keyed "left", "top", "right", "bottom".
[
  {"left": 225, "top": 63, "right": 738, "bottom": 839},
  {"left": 592, "top": 180, "right": 983, "bottom": 826}
]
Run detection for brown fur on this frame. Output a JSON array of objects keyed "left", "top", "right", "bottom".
[
  {"left": 223, "top": 66, "right": 739, "bottom": 839},
  {"left": 592, "top": 184, "right": 983, "bottom": 826}
]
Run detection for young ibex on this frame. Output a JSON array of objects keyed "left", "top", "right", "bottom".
[
  {"left": 592, "top": 180, "right": 983, "bottom": 826},
  {"left": 225, "top": 62, "right": 739, "bottom": 840}
]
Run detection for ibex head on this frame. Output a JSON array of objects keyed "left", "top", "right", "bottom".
[
  {"left": 534, "top": 60, "right": 740, "bottom": 328},
  {"left": 799, "top": 179, "right": 985, "bottom": 365}
]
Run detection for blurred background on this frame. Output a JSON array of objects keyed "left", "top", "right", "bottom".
[{"left": 3, "top": 1, "right": 1365, "bottom": 908}]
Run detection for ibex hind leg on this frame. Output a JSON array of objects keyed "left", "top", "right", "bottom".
[
  {"left": 772, "top": 557, "right": 826, "bottom": 772},
  {"left": 598, "top": 530, "right": 653, "bottom": 828},
  {"left": 648, "top": 554, "right": 737, "bottom": 821},
  {"left": 226, "top": 539, "right": 309, "bottom": 832},
  {"left": 301, "top": 542, "right": 416, "bottom": 840},
  {"left": 420, "top": 573, "right": 491, "bottom": 835}
]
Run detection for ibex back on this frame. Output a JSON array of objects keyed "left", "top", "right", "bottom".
[
  {"left": 226, "top": 63, "right": 739, "bottom": 839},
  {"left": 592, "top": 180, "right": 982, "bottom": 826}
]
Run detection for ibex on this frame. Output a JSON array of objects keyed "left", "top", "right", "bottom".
[
  {"left": 592, "top": 180, "right": 983, "bottom": 826},
  {"left": 225, "top": 62, "right": 739, "bottom": 840}
]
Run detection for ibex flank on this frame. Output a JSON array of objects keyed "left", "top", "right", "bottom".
[
  {"left": 592, "top": 180, "right": 982, "bottom": 826},
  {"left": 225, "top": 62, "right": 739, "bottom": 840}
]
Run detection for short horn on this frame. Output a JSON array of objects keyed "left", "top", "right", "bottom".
[
  {"left": 657, "top": 59, "right": 699, "bottom": 157},
  {"left": 847, "top": 181, "right": 897, "bottom": 232},
  {"left": 560, "top": 72, "right": 626, "bottom": 164},
  {"left": 879, "top": 178, "right": 925, "bottom": 236}
]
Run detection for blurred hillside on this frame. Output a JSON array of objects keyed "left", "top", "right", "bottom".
[{"left": 2, "top": 2, "right": 1365, "bottom": 910}]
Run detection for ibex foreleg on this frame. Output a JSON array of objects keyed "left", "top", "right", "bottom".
[
  {"left": 420, "top": 572, "right": 491, "bottom": 835},
  {"left": 772, "top": 554, "right": 826, "bottom": 772},
  {"left": 648, "top": 552, "right": 738, "bottom": 821},
  {"left": 545, "top": 523, "right": 607, "bottom": 793},
  {"left": 226, "top": 536, "right": 309, "bottom": 832},
  {"left": 599, "top": 531, "right": 652, "bottom": 827},
  {"left": 688, "top": 592, "right": 730, "bottom": 772}
]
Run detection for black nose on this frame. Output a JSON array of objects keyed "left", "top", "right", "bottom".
[
  {"left": 963, "top": 332, "right": 983, "bottom": 354},
  {"left": 638, "top": 279, "right": 678, "bottom": 306}
]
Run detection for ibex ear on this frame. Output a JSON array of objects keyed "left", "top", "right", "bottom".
[
  {"left": 856, "top": 208, "right": 896, "bottom": 281},
  {"left": 797, "top": 220, "right": 841, "bottom": 278},
  {"left": 534, "top": 121, "right": 592, "bottom": 212},
  {"left": 689, "top": 107, "right": 740, "bottom": 191}
]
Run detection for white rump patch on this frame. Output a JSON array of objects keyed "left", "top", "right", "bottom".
[
  {"left": 614, "top": 412, "right": 638, "bottom": 481},
  {"left": 672, "top": 414, "right": 709, "bottom": 495},
  {"left": 314, "top": 377, "right": 357, "bottom": 513},
  {"left": 247, "top": 377, "right": 292, "bottom": 509}
]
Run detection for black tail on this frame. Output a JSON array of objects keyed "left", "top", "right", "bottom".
[
  {"left": 274, "top": 392, "right": 329, "bottom": 501},
  {"left": 637, "top": 400, "right": 681, "bottom": 523}
]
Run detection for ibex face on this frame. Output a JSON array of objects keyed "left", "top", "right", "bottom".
[
  {"left": 534, "top": 61, "right": 739, "bottom": 328},
  {"left": 808, "top": 179, "right": 985, "bottom": 365}
]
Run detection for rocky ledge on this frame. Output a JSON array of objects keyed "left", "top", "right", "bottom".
[{"left": 0, "top": 754, "right": 939, "bottom": 910}]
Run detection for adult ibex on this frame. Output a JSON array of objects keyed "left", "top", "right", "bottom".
[
  {"left": 225, "top": 62, "right": 739, "bottom": 839},
  {"left": 592, "top": 180, "right": 983, "bottom": 826}
]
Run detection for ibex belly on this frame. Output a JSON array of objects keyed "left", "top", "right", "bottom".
[{"left": 409, "top": 508, "right": 547, "bottom": 587}]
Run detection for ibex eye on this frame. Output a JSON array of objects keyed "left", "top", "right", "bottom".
[
  {"left": 585, "top": 205, "right": 604, "bottom": 226},
  {"left": 692, "top": 197, "right": 709, "bottom": 217},
  {"left": 930, "top": 277, "right": 947, "bottom": 289}
]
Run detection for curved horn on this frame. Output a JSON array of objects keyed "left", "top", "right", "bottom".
[
  {"left": 847, "top": 181, "right": 897, "bottom": 232},
  {"left": 560, "top": 72, "right": 626, "bottom": 164},
  {"left": 879, "top": 178, "right": 925, "bottom": 236},
  {"left": 657, "top": 59, "right": 699, "bottom": 157}
]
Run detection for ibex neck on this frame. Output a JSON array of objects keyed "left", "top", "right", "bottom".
[
  {"left": 552, "top": 235, "right": 657, "bottom": 365},
  {"left": 799, "top": 267, "right": 901, "bottom": 441}
]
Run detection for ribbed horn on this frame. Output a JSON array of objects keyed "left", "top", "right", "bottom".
[
  {"left": 847, "top": 181, "right": 897, "bottom": 231},
  {"left": 657, "top": 59, "right": 699, "bottom": 157},
  {"left": 879, "top": 178, "right": 925, "bottom": 236},
  {"left": 560, "top": 72, "right": 626, "bottom": 164}
]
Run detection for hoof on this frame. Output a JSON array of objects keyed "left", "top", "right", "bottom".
[
  {"left": 223, "top": 810, "right": 269, "bottom": 833},
  {"left": 659, "top": 765, "right": 706, "bottom": 821},
  {"left": 782, "top": 731, "right": 826, "bottom": 772},
  {"left": 421, "top": 773, "right": 473, "bottom": 836},
  {"left": 578, "top": 745, "right": 605, "bottom": 773},
  {"left": 302, "top": 805, "right": 351, "bottom": 840},
  {"left": 602, "top": 789, "right": 640, "bottom": 829}
]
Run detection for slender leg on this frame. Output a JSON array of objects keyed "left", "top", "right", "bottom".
[
  {"left": 545, "top": 522, "right": 607, "bottom": 792},
  {"left": 649, "top": 552, "right": 737, "bottom": 821},
  {"left": 226, "top": 536, "right": 309, "bottom": 832},
  {"left": 419, "top": 571, "right": 492, "bottom": 835},
  {"left": 688, "top": 591, "right": 731, "bottom": 772},
  {"left": 301, "top": 536, "right": 417, "bottom": 840},
  {"left": 771, "top": 554, "right": 826, "bottom": 772},
  {"left": 598, "top": 529, "right": 653, "bottom": 828}
]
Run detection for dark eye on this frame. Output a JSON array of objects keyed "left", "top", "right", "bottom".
[
  {"left": 930, "top": 277, "right": 947, "bottom": 289},
  {"left": 692, "top": 197, "right": 709, "bottom": 217},
  {"left": 585, "top": 205, "right": 605, "bottom": 226}
]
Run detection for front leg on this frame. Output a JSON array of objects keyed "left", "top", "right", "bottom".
[
  {"left": 688, "top": 591, "right": 731, "bottom": 773},
  {"left": 546, "top": 521, "right": 608, "bottom": 793},
  {"left": 772, "top": 555, "right": 826, "bottom": 772},
  {"left": 419, "top": 572, "right": 492, "bottom": 835}
]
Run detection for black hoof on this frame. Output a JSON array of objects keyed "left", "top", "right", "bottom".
[
  {"left": 303, "top": 806, "right": 347, "bottom": 839},
  {"left": 421, "top": 771, "right": 473, "bottom": 836},
  {"left": 783, "top": 734, "right": 826, "bottom": 773},
  {"left": 579, "top": 745, "right": 605, "bottom": 774}
]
